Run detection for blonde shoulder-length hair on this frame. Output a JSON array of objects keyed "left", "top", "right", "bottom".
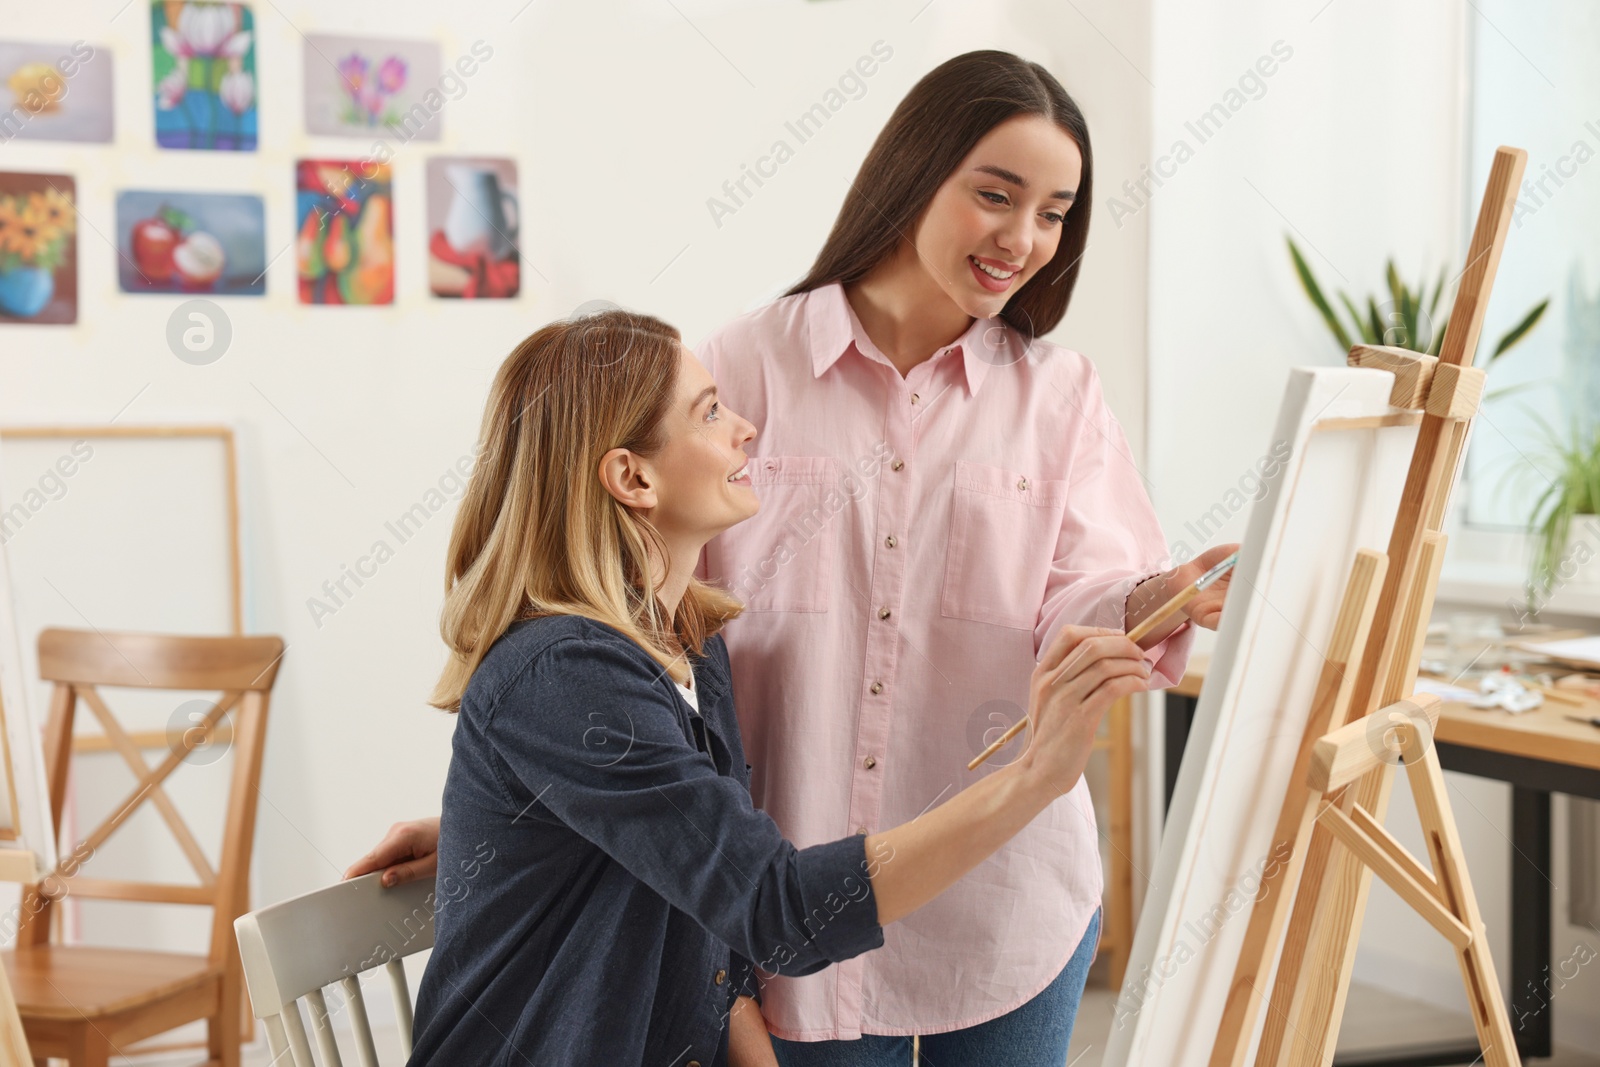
[{"left": 430, "top": 308, "right": 743, "bottom": 712}]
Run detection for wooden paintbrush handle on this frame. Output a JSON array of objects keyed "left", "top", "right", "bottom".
[
  {"left": 1127, "top": 582, "right": 1200, "bottom": 643},
  {"left": 967, "top": 714, "right": 1029, "bottom": 771}
]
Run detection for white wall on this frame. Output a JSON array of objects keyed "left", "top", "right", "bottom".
[
  {"left": 0, "top": 0, "right": 1154, "bottom": 972},
  {"left": 1147, "top": 0, "right": 1599, "bottom": 1050}
]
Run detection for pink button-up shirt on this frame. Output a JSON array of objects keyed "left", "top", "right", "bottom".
[{"left": 694, "top": 282, "right": 1191, "bottom": 1039}]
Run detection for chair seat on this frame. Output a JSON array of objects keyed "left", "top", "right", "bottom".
[{"left": 2, "top": 945, "right": 221, "bottom": 1021}]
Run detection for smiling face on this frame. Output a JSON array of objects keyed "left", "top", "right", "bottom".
[
  {"left": 632, "top": 345, "right": 760, "bottom": 547},
  {"left": 912, "top": 113, "right": 1084, "bottom": 320}
]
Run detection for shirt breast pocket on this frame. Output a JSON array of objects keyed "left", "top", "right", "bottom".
[
  {"left": 940, "top": 460, "right": 1068, "bottom": 631},
  {"left": 711, "top": 455, "right": 839, "bottom": 613}
]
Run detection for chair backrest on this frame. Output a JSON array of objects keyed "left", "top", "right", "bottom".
[
  {"left": 21, "top": 626, "right": 286, "bottom": 963},
  {"left": 235, "top": 873, "right": 436, "bottom": 1066}
]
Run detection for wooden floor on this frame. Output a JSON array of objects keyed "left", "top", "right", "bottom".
[{"left": 104, "top": 980, "right": 1600, "bottom": 1066}]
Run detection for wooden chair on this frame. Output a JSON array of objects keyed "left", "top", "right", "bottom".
[
  {"left": 235, "top": 873, "right": 435, "bottom": 1066},
  {"left": 2, "top": 627, "right": 285, "bottom": 1067}
]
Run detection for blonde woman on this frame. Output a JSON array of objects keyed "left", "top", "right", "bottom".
[{"left": 389, "top": 309, "right": 1154, "bottom": 1066}]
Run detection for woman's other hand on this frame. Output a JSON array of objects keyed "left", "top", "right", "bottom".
[
  {"left": 1175, "top": 542, "right": 1239, "bottom": 630},
  {"left": 1127, "top": 542, "right": 1241, "bottom": 642},
  {"left": 343, "top": 817, "right": 441, "bottom": 887}
]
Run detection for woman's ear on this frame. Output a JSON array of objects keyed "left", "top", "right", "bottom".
[{"left": 598, "top": 447, "right": 658, "bottom": 510}]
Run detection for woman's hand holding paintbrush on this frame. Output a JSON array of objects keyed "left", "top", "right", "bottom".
[
  {"left": 962, "top": 624, "right": 1151, "bottom": 778},
  {"left": 1125, "top": 542, "right": 1241, "bottom": 644},
  {"left": 969, "top": 549, "right": 1241, "bottom": 771}
]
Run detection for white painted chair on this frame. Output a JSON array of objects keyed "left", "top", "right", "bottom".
[{"left": 234, "top": 873, "right": 435, "bottom": 1066}]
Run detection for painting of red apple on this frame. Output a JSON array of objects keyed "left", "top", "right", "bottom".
[{"left": 115, "top": 189, "right": 265, "bottom": 294}]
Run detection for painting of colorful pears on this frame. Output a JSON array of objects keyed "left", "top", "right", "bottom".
[{"left": 295, "top": 160, "right": 394, "bottom": 305}]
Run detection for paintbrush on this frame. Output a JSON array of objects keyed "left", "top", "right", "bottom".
[{"left": 967, "top": 551, "right": 1240, "bottom": 772}]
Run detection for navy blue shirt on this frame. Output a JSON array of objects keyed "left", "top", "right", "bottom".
[{"left": 408, "top": 615, "right": 885, "bottom": 1066}]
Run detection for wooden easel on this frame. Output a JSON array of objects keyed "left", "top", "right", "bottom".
[{"left": 1208, "top": 146, "right": 1529, "bottom": 1067}]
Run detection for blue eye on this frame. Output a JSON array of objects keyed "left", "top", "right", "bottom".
[
  {"left": 1043, "top": 212, "right": 1065, "bottom": 225},
  {"left": 980, "top": 191, "right": 1007, "bottom": 205},
  {"left": 707, "top": 401, "right": 720, "bottom": 421}
]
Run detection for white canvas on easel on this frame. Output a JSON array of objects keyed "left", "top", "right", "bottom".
[{"left": 1104, "top": 366, "right": 1419, "bottom": 1066}]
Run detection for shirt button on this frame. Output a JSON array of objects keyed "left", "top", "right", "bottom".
[
  {"left": 857, "top": 826, "right": 868, "bottom": 835},
  {"left": 714, "top": 969, "right": 726, "bottom": 985},
  {"left": 864, "top": 755, "right": 877, "bottom": 769},
  {"left": 910, "top": 392, "right": 920, "bottom": 404},
  {"left": 892, "top": 459, "right": 905, "bottom": 471},
  {"left": 870, "top": 681, "right": 883, "bottom": 694},
  {"left": 884, "top": 535, "right": 897, "bottom": 548},
  {"left": 1018, "top": 477, "right": 1029, "bottom": 491},
  {"left": 878, "top": 607, "right": 891, "bottom": 620}
]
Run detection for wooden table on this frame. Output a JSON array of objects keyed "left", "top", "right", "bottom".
[{"left": 1165, "top": 657, "right": 1600, "bottom": 1065}]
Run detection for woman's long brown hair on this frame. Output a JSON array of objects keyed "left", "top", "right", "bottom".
[
  {"left": 430, "top": 309, "right": 743, "bottom": 711},
  {"left": 787, "top": 50, "right": 1093, "bottom": 338}
]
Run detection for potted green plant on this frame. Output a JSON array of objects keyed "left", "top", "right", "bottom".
[
  {"left": 1285, "top": 236, "right": 1547, "bottom": 380},
  {"left": 1526, "top": 418, "right": 1600, "bottom": 597},
  {"left": 1285, "top": 237, "right": 1600, "bottom": 600}
]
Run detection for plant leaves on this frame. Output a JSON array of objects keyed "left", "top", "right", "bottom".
[
  {"left": 1337, "top": 292, "right": 1365, "bottom": 347},
  {"left": 1490, "top": 299, "right": 1549, "bottom": 361},
  {"left": 1287, "top": 237, "right": 1351, "bottom": 352}
]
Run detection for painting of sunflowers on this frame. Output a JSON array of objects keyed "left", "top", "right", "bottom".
[
  {"left": 296, "top": 160, "right": 395, "bottom": 306},
  {"left": 152, "top": 1, "right": 258, "bottom": 151},
  {"left": 0, "top": 173, "right": 77, "bottom": 325}
]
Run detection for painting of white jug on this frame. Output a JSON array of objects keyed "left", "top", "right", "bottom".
[{"left": 427, "top": 157, "right": 520, "bottom": 299}]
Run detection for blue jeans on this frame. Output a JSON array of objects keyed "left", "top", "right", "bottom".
[{"left": 771, "top": 907, "right": 1101, "bottom": 1067}]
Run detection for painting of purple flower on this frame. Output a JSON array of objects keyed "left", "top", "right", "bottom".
[
  {"left": 336, "top": 51, "right": 408, "bottom": 126},
  {"left": 336, "top": 53, "right": 367, "bottom": 94},
  {"left": 377, "top": 56, "right": 406, "bottom": 94},
  {"left": 303, "top": 35, "right": 441, "bottom": 141}
]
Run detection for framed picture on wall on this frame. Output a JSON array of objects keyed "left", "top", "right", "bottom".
[
  {"left": 427, "top": 157, "right": 519, "bottom": 299},
  {"left": 152, "top": 1, "right": 257, "bottom": 151},
  {"left": 0, "top": 39, "right": 114, "bottom": 144},
  {"left": 0, "top": 172, "right": 77, "bottom": 326},
  {"left": 303, "top": 34, "right": 443, "bottom": 141},
  {"left": 295, "top": 160, "right": 394, "bottom": 305},
  {"left": 115, "top": 191, "right": 267, "bottom": 295}
]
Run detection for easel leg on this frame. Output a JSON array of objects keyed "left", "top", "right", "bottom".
[
  {"left": 1260, "top": 762, "right": 1399, "bottom": 1067},
  {"left": 1403, "top": 729, "right": 1519, "bottom": 1067}
]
